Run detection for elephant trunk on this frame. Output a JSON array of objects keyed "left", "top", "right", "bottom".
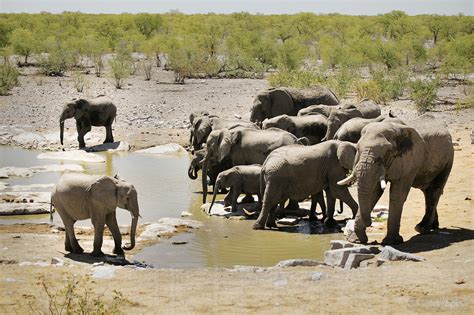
[
  {"left": 60, "top": 121, "right": 65, "bottom": 145},
  {"left": 187, "top": 163, "right": 198, "bottom": 180},
  {"left": 123, "top": 194, "right": 139, "bottom": 251},
  {"left": 324, "top": 121, "right": 339, "bottom": 141},
  {"left": 208, "top": 181, "right": 220, "bottom": 214},
  {"left": 202, "top": 158, "right": 209, "bottom": 204}
]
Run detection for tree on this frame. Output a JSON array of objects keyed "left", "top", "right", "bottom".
[
  {"left": 135, "top": 13, "right": 162, "bottom": 39},
  {"left": 9, "top": 28, "right": 37, "bottom": 64}
]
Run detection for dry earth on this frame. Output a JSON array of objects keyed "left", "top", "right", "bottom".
[{"left": 0, "top": 68, "right": 473, "bottom": 314}]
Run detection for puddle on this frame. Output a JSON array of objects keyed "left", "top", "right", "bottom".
[{"left": 1, "top": 146, "right": 343, "bottom": 268}]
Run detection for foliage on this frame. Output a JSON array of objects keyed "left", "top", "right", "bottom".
[
  {"left": 38, "top": 40, "right": 76, "bottom": 76},
  {"left": 268, "top": 70, "right": 324, "bottom": 88},
  {"left": 410, "top": 78, "right": 439, "bottom": 113},
  {"left": 327, "top": 67, "right": 358, "bottom": 99},
  {"left": 109, "top": 55, "right": 132, "bottom": 89},
  {"left": 0, "top": 63, "right": 19, "bottom": 95},
  {"left": 9, "top": 28, "right": 37, "bottom": 64},
  {"left": 72, "top": 71, "right": 87, "bottom": 92},
  {"left": 31, "top": 275, "right": 132, "bottom": 315},
  {"left": 140, "top": 59, "right": 153, "bottom": 80},
  {"left": 356, "top": 69, "right": 409, "bottom": 103},
  {"left": 455, "top": 86, "right": 474, "bottom": 110}
]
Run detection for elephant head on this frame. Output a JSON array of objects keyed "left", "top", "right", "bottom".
[
  {"left": 88, "top": 176, "right": 140, "bottom": 250},
  {"left": 262, "top": 115, "right": 296, "bottom": 134},
  {"left": 338, "top": 123, "right": 424, "bottom": 243},
  {"left": 250, "top": 88, "right": 294, "bottom": 124},
  {"left": 208, "top": 169, "right": 236, "bottom": 213},
  {"left": 59, "top": 99, "right": 90, "bottom": 145},
  {"left": 323, "top": 106, "right": 359, "bottom": 141},
  {"left": 191, "top": 116, "right": 214, "bottom": 150},
  {"left": 201, "top": 129, "right": 241, "bottom": 203},
  {"left": 187, "top": 148, "right": 207, "bottom": 180}
]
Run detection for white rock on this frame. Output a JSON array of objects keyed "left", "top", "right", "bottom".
[
  {"left": 277, "top": 217, "right": 299, "bottom": 226},
  {"left": 0, "top": 182, "right": 9, "bottom": 190},
  {"left": 0, "top": 171, "right": 8, "bottom": 179},
  {"left": 4, "top": 183, "right": 55, "bottom": 192},
  {"left": 138, "top": 223, "right": 177, "bottom": 241},
  {"left": 276, "top": 259, "right": 322, "bottom": 268},
  {"left": 329, "top": 240, "right": 358, "bottom": 250},
  {"left": 344, "top": 219, "right": 357, "bottom": 242},
  {"left": 344, "top": 253, "right": 375, "bottom": 269},
  {"left": 324, "top": 247, "right": 372, "bottom": 267},
  {"left": 135, "top": 143, "right": 186, "bottom": 155},
  {"left": 180, "top": 211, "right": 192, "bottom": 217},
  {"left": 30, "top": 164, "right": 84, "bottom": 173},
  {"left": 380, "top": 246, "right": 426, "bottom": 262},
  {"left": 38, "top": 150, "right": 106, "bottom": 163},
  {"left": 201, "top": 202, "right": 232, "bottom": 216},
  {"left": 92, "top": 266, "right": 115, "bottom": 279},
  {"left": 51, "top": 258, "right": 64, "bottom": 266},
  {"left": 309, "top": 272, "right": 327, "bottom": 281},
  {"left": 0, "top": 167, "right": 33, "bottom": 177},
  {"left": 0, "top": 191, "right": 51, "bottom": 203},
  {"left": 12, "top": 132, "right": 46, "bottom": 148},
  {"left": 0, "top": 203, "right": 50, "bottom": 215},
  {"left": 87, "top": 141, "right": 131, "bottom": 152},
  {"left": 157, "top": 217, "right": 203, "bottom": 229}
]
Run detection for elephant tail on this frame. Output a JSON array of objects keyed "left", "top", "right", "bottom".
[
  {"left": 260, "top": 167, "right": 265, "bottom": 199},
  {"left": 49, "top": 199, "right": 54, "bottom": 223},
  {"left": 296, "top": 137, "right": 310, "bottom": 146}
]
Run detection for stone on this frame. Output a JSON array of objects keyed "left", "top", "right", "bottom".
[
  {"left": 329, "top": 240, "right": 358, "bottom": 250},
  {"left": 38, "top": 150, "right": 105, "bottom": 163},
  {"left": 0, "top": 167, "right": 33, "bottom": 177},
  {"left": 51, "top": 258, "right": 64, "bottom": 266},
  {"left": 376, "top": 259, "right": 386, "bottom": 267},
  {"left": 92, "top": 266, "right": 115, "bottom": 279},
  {"left": 344, "top": 219, "right": 357, "bottom": 242},
  {"left": 3, "top": 183, "right": 55, "bottom": 192},
  {"left": 276, "top": 259, "right": 322, "bottom": 268},
  {"left": 157, "top": 217, "right": 203, "bottom": 229},
  {"left": 180, "top": 211, "right": 192, "bottom": 217},
  {"left": 11, "top": 132, "right": 46, "bottom": 148},
  {"left": 30, "top": 164, "right": 83, "bottom": 173},
  {"left": 309, "top": 272, "right": 327, "bottom": 281},
  {"left": 0, "top": 203, "right": 50, "bottom": 215},
  {"left": 277, "top": 217, "right": 299, "bottom": 226},
  {"left": 0, "top": 171, "right": 8, "bottom": 179},
  {"left": 201, "top": 202, "right": 232, "bottom": 216},
  {"left": 380, "top": 246, "right": 426, "bottom": 262},
  {"left": 138, "top": 223, "right": 177, "bottom": 241},
  {"left": 324, "top": 247, "right": 372, "bottom": 267},
  {"left": 344, "top": 253, "right": 375, "bottom": 269},
  {"left": 0, "top": 182, "right": 9, "bottom": 190},
  {"left": 1, "top": 191, "right": 50, "bottom": 204},
  {"left": 87, "top": 141, "right": 131, "bottom": 152},
  {"left": 135, "top": 143, "right": 186, "bottom": 155}
]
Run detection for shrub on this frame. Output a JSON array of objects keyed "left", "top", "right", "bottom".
[
  {"left": 109, "top": 55, "right": 132, "bottom": 89},
  {"left": 455, "top": 86, "right": 474, "bottom": 110},
  {"left": 356, "top": 69, "right": 410, "bottom": 104},
  {"left": 141, "top": 59, "right": 153, "bottom": 81},
  {"left": 267, "top": 70, "right": 324, "bottom": 88},
  {"left": 72, "top": 72, "right": 87, "bottom": 92},
  {"left": 38, "top": 43, "right": 76, "bottom": 76},
  {"left": 355, "top": 80, "right": 386, "bottom": 103},
  {"left": 327, "top": 67, "right": 358, "bottom": 99},
  {"left": 410, "top": 78, "right": 439, "bottom": 113},
  {"left": 0, "top": 63, "right": 19, "bottom": 95}
]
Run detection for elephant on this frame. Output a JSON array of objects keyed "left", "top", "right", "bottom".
[
  {"left": 337, "top": 115, "right": 454, "bottom": 245},
  {"left": 262, "top": 114, "right": 327, "bottom": 145},
  {"left": 187, "top": 147, "right": 232, "bottom": 193},
  {"left": 323, "top": 99, "right": 381, "bottom": 141},
  {"left": 201, "top": 127, "right": 307, "bottom": 203},
  {"left": 191, "top": 116, "right": 258, "bottom": 151},
  {"left": 188, "top": 111, "right": 218, "bottom": 147},
  {"left": 334, "top": 116, "right": 405, "bottom": 143},
  {"left": 250, "top": 85, "right": 339, "bottom": 124},
  {"left": 51, "top": 173, "right": 139, "bottom": 257},
  {"left": 253, "top": 140, "right": 358, "bottom": 230},
  {"left": 59, "top": 96, "right": 117, "bottom": 149},
  {"left": 209, "top": 164, "right": 262, "bottom": 213},
  {"left": 297, "top": 104, "right": 340, "bottom": 117}
]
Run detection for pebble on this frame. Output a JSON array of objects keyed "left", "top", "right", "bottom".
[{"left": 309, "top": 272, "right": 327, "bottom": 281}]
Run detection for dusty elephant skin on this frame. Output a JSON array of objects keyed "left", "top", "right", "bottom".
[
  {"left": 339, "top": 115, "right": 454, "bottom": 245},
  {"left": 262, "top": 114, "right": 328, "bottom": 145},
  {"left": 250, "top": 85, "right": 339, "bottom": 123},
  {"left": 253, "top": 140, "right": 359, "bottom": 230},
  {"left": 59, "top": 96, "right": 117, "bottom": 149},
  {"left": 51, "top": 173, "right": 139, "bottom": 257}
]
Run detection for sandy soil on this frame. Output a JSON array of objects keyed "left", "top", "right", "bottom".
[{"left": 0, "top": 69, "right": 473, "bottom": 313}]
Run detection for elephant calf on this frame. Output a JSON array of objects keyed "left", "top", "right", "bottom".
[
  {"left": 253, "top": 140, "right": 358, "bottom": 230},
  {"left": 51, "top": 173, "right": 139, "bottom": 257},
  {"left": 209, "top": 165, "right": 262, "bottom": 213},
  {"left": 262, "top": 114, "right": 327, "bottom": 145},
  {"left": 60, "top": 96, "right": 117, "bottom": 149}
]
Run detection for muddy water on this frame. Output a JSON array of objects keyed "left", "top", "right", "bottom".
[{"left": 0, "top": 147, "right": 342, "bottom": 268}]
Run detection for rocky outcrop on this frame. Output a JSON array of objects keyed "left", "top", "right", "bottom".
[
  {"left": 38, "top": 150, "right": 106, "bottom": 163},
  {"left": 135, "top": 143, "right": 186, "bottom": 155}
]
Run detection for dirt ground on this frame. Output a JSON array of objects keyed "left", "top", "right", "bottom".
[{"left": 0, "top": 69, "right": 473, "bottom": 313}]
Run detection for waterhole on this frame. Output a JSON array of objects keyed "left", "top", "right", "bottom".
[{"left": 0, "top": 146, "right": 343, "bottom": 268}]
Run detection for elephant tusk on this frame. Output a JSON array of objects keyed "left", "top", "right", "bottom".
[
  {"left": 380, "top": 179, "right": 387, "bottom": 190},
  {"left": 337, "top": 173, "right": 355, "bottom": 186}
]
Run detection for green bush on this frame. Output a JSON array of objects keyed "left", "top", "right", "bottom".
[
  {"left": 327, "top": 67, "right": 358, "bottom": 99},
  {"left": 0, "top": 63, "right": 19, "bottom": 95},
  {"left": 268, "top": 70, "right": 324, "bottom": 88},
  {"left": 72, "top": 72, "right": 87, "bottom": 92},
  {"left": 356, "top": 69, "right": 409, "bottom": 104},
  {"left": 38, "top": 42, "right": 76, "bottom": 76},
  {"left": 410, "top": 78, "right": 439, "bottom": 113},
  {"left": 355, "top": 80, "right": 386, "bottom": 103},
  {"left": 455, "top": 86, "right": 474, "bottom": 110},
  {"left": 109, "top": 56, "right": 132, "bottom": 89}
]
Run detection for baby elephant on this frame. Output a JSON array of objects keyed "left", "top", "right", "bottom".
[
  {"left": 209, "top": 165, "right": 262, "bottom": 213},
  {"left": 51, "top": 173, "right": 140, "bottom": 257}
]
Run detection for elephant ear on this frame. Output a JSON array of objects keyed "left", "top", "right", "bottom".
[
  {"left": 269, "top": 89, "right": 294, "bottom": 117},
  {"left": 86, "top": 176, "right": 117, "bottom": 211},
  {"left": 337, "top": 142, "right": 357, "bottom": 170},
  {"left": 279, "top": 115, "right": 296, "bottom": 134},
  {"left": 74, "top": 99, "right": 90, "bottom": 120},
  {"left": 218, "top": 130, "right": 241, "bottom": 163},
  {"left": 193, "top": 117, "right": 212, "bottom": 146}
]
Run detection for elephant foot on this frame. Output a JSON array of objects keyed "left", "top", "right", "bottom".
[
  {"left": 91, "top": 250, "right": 105, "bottom": 257},
  {"left": 308, "top": 214, "right": 318, "bottom": 222},
  {"left": 324, "top": 217, "right": 338, "bottom": 228},
  {"left": 113, "top": 247, "right": 125, "bottom": 257},
  {"left": 382, "top": 234, "right": 404, "bottom": 246},
  {"left": 219, "top": 188, "right": 229, "bottom": 194},
  {"left": 69, "top": 245, "right": 84, "bottom": 254},
  {"left": 415, "top": 224, "right": 430, "bottom": 234},
  {"left": 231, "top": 207, "right": 237, "bottom": 213},
  {"left": 266, "top": 220, "right": 278, "bottom": 229},
  {"left": 285, "top": 200, "right": 299, "bottom": 210},
  {"left": 354, "top": 227, "right": 369, "bottom": 244},
  {"left": 241, "top": 194, "right": 255, "bottom": 204},
  {"left": 252, "top": 221, "right": 266, "bottom": 230},
  {"left": 223, "top": 199, "right": 231, "bottom": 207},
  {"left": 103, "top": 139, "right": 114, "bottom": 144}
]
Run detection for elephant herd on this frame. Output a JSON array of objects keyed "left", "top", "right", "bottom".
[
  {"left": 52, "top": 84, "right": 454, "bottom": 257},
  {"left": 188, "top": 85, "right": 454, "bottom": 246}
]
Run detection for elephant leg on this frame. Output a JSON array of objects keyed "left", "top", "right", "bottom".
[
  {"left": 223, "top": 188, "right": 232, "bottom": 207},
  {"left": 241, "top": 194, "right": 255, "bottom": 204},
  {"left": 266, "top": 204, "right": 280, "bottom": 229},
  {"left": 58, "top": 210, "right": 83, "bottom": 253},
  {"left": 285, "top": 199, "right": 299, "bottom": 210},
  {"left": 231, "top": 186, "right": 240, "bottom": 213},
  {"left": 255, "top": 194, "right": 262, "bottom": 212},
  {"left": 76, "top": 122, "right": 91, "bottom": 149},
  {"left": 104, "top": 123, "right": 114, "bottom": 143},
  {"left": 382, "top": 181, "right": 411, "bottom": 245},
  {"left": 91, "top": 215, "right": 106, "bottom": 257},
  {"left": 106, "top": 212, "right": 123, "bottom": 256},
  {"left": 253, "top": 183, "right": 280, "bottom": 230},
  {"left": 309, "top": 192, "right": 324, "bottom": 221},
  {"left": 416, "top": 187, "right": 442, "bottom": 234},
  {"left": 324, "top": 193, "right": 337, "bottom": 227},
  {"left": 332, "top": 185, "right": 359, "bottom": 219}
]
